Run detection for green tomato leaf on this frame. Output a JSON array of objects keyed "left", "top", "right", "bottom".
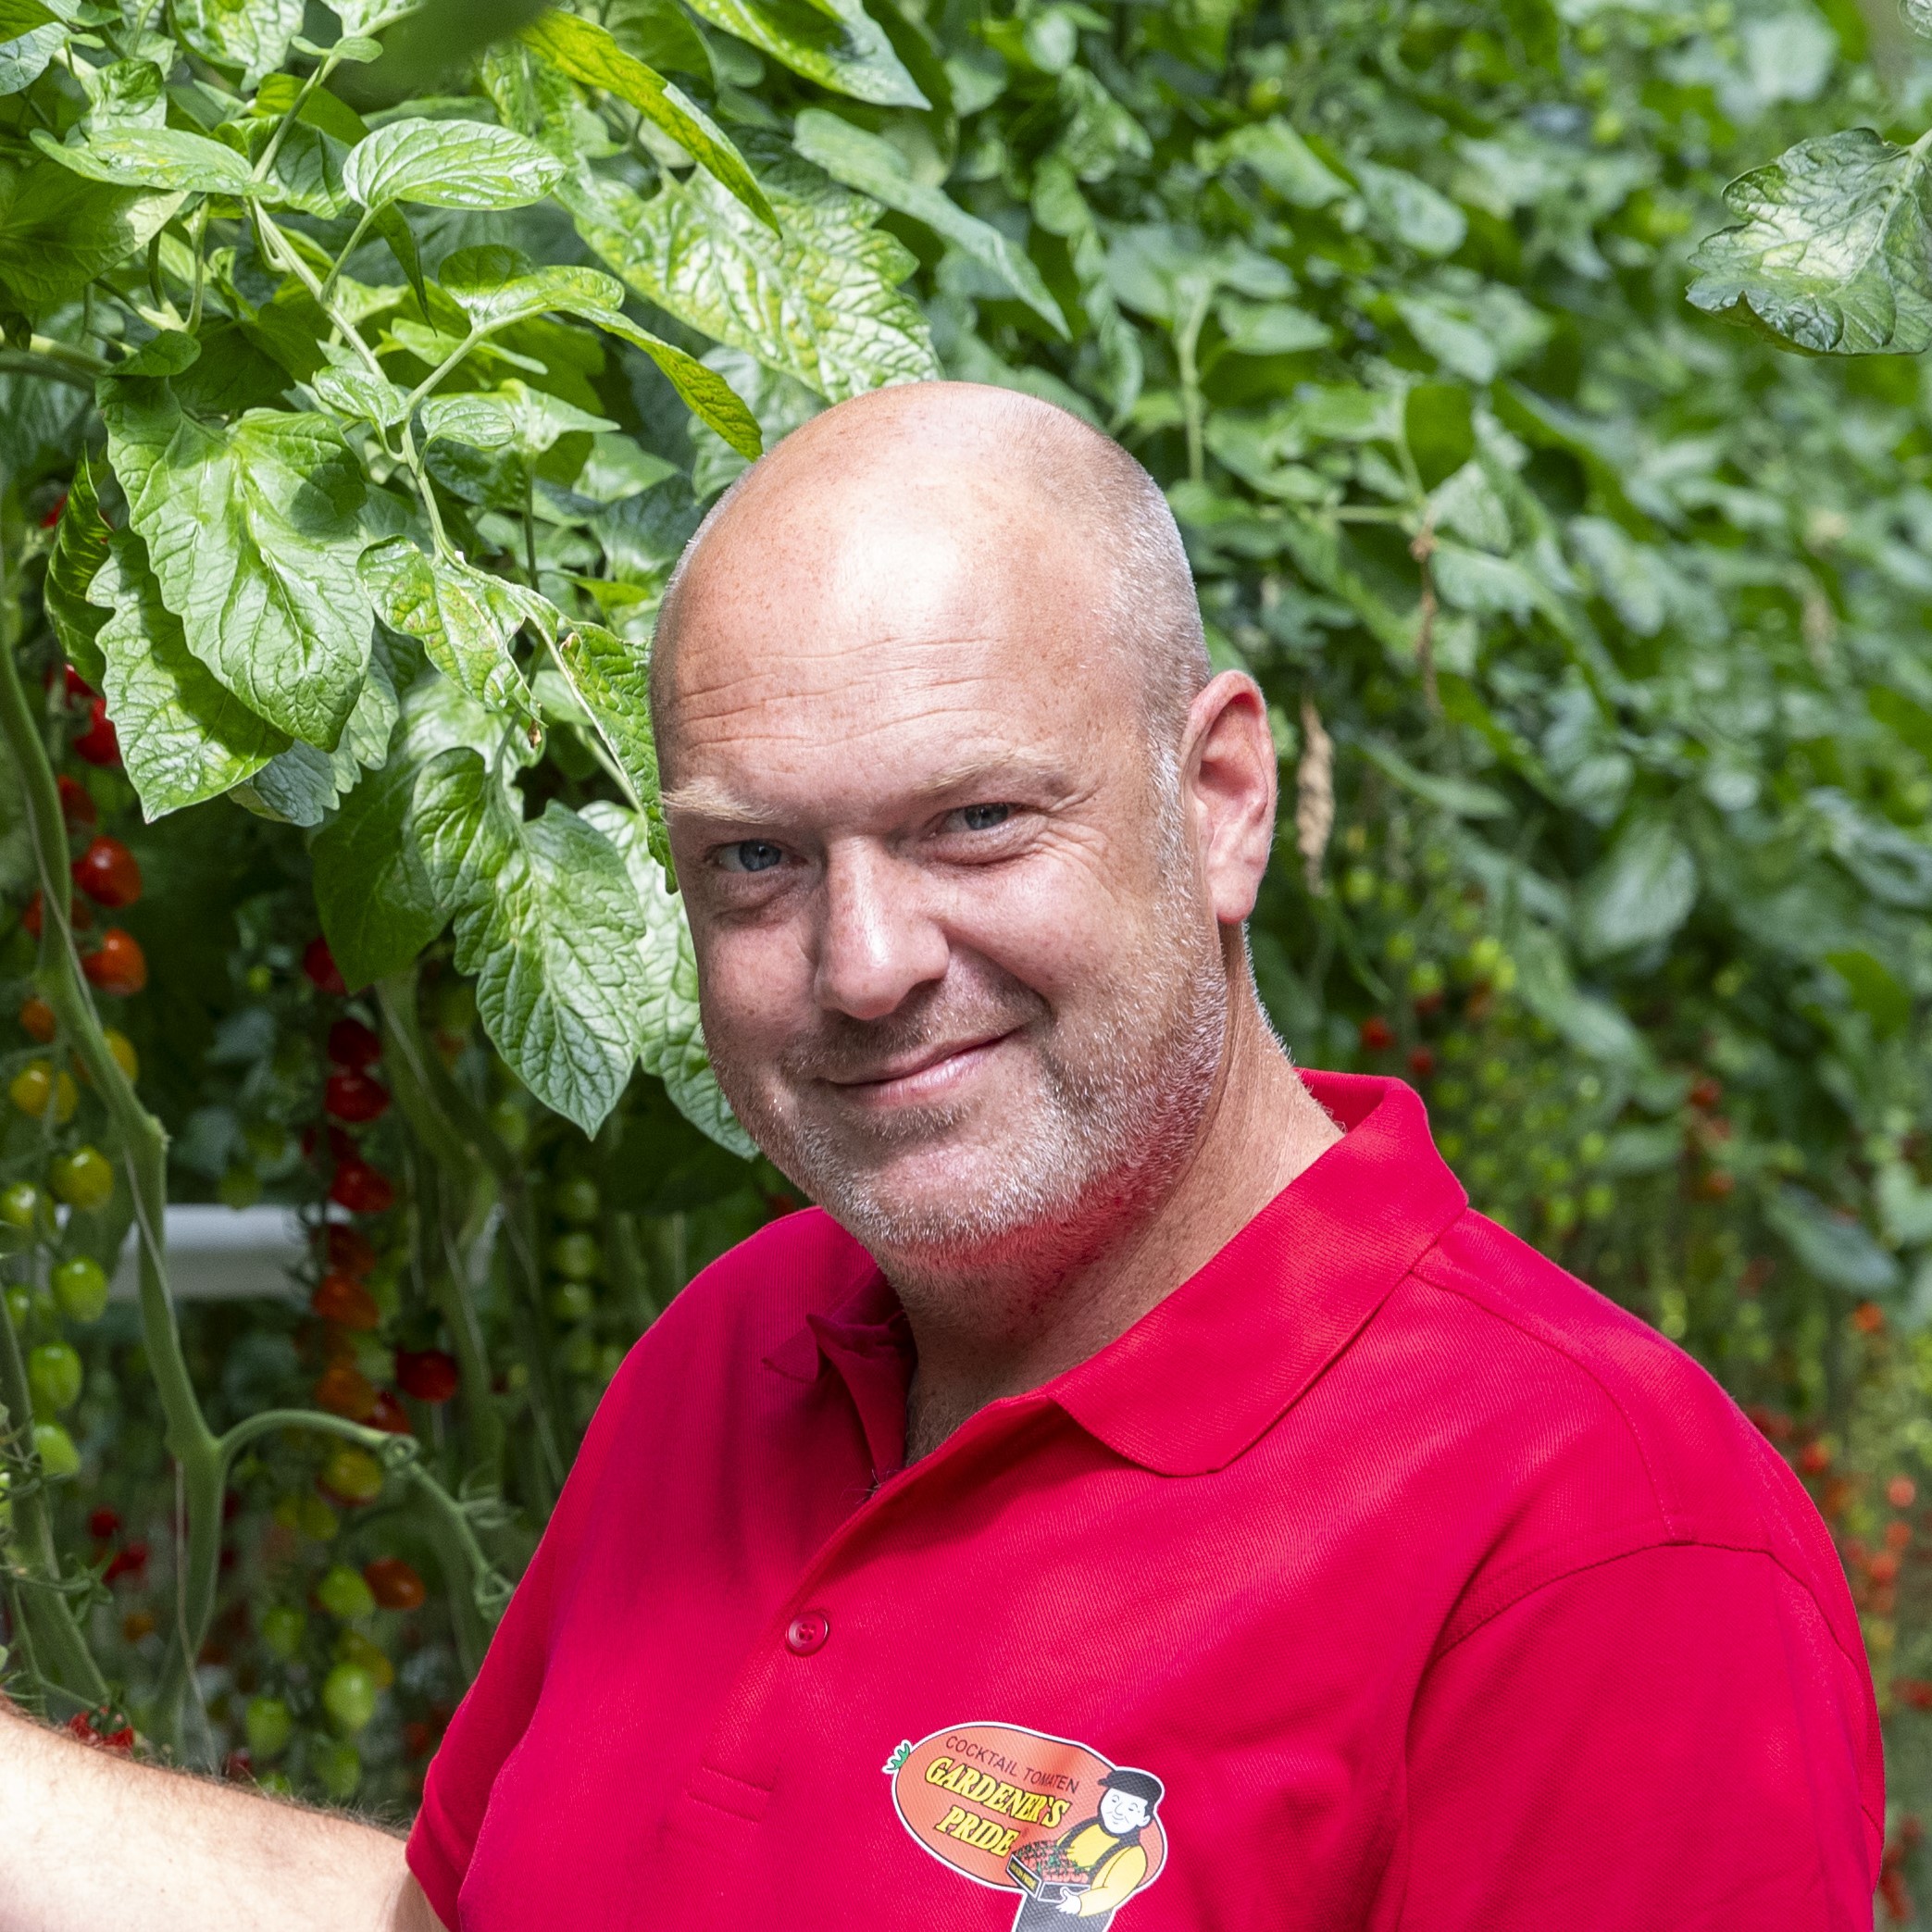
[
  {"left": 1575, "top": 816, "right": 1698, "bottom": 960},
  {"left": 343, "top": 116, "right": 565, "bottom": 212},
  {"left": 357, "top": 537, "right": 541, "bottom": 738},
  {"left": 170, "top": 0, "right": 303, "bottom": 83},
  {"left": 563, "top": 140, "right": 938, "bottom": 402},
  {"left": 583, "top": 800, "right": 756, "bottom": 1155},
  {"left": 517, "top": 11, "right": 776, "bottom": 230},
  {"left": 1354, "top": 159, "right": 1467, "bottom": 257},
  {"left": 1766, "top": 1185, "right": 1900, "bottom": 1294},
  {"left": 452, "top": 803, "right": 653, "bottom": 1134},
  {"left": 418, "top": 380, "right": 615, "bottom": 457},
  {"left": 88, "top": 529, "right": 290, "bottom": 818},
  {"left": 44, "top": 452, "right": 111, "bottom": 687},
  {"left": 1689, "top": 129, "right": 1932, "bottom": 354},
  {"left": 100, "top": 382, "right": 373, "bottom": 749},
  {"left": 792, "top": 107, "right": 1066, "bottom": 335},
  {"left": 681, "top": 0, "right": 926, "bottom": 106},
  {"left": 30, "top": 125, "right": 256, "bottom": 196},
  {"left": 550, "top": 615, "right": 660, "bottom": 816},
  {"left": 0, "top": 166, "right": 181, "bottom": 312},
  {"left": 0, "top": 0, "right": 65, "bottom": 95}
]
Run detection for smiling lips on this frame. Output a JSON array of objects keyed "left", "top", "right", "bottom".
[{"left": 826, "top": 1031, "right": 1016, "bottom": 1106}]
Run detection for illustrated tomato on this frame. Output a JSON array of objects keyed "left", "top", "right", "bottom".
[
  {"left": 396, "top": 1348, "right": 458, "bottom": 1404},
  {"left": 21, "top": 891, "right": 91, "bottom": 941},
  {"left": 327, "top": 1018, "right": 381, "bottom": 1069},
  {"left": 72, "top": 836, "right": 142, "bottom": 909},
  {"left": 56, "top": 775, "right": 95, "bottom": 829},
  {"left": 9, "top": 1059, "right": 77, "bottom": 1125},
  {"left": 555, "top": 1176, "right": 601, "bottom": 1225},
  {"left": 548, "top": 1231, "right": 601, "bottom": 1281},
  {"left": 304, "top": 936, "right": 346, "bottom": 997},
  {"left": 88, "top": 1506, "right": 120, "bottom": 1540},
  {"left": 52, "top": 1255, "right": 110, "bottom": 1324},
  {"left": 244, "top": 1695, "right": 293, "bottom": 1763},
  {"left": 1359, "top": 1016, "right": 1394, "bottom": 1053},
  {"left": 368, "top": 1390, "right": 412, "bottom": 1434},
  {"left": 319, "top": 1445, "right": 385, "bottom": 1505},
  {"left": 329, "top": 1158, "right": 393, "bottom": 1215},
  {"left": 18, "top": 996, "right": 56, "bottom": 1042},
  {"left": 32, "top": 1420, "right": 81, "bottom": 1479},
  {"left": 311, "top": 1272, "right": 381, "bottom": 1331},
  {"left": 324, "top": 1070, "right": 390, "bottom": 1124},
  {"left": 259, "top": 1603, "right": 306, "bottom": 1660},
  {"left": 0, "top": 1180, "right": 44, "bottom": 1230},
  {"left": 100, "top": 1028, "right": 139, "bottom": 1082},
  {"left": 321, "top": 1661, "right": 379, "bottom": 1736},
  {"left": 82, "top": 929, "right": 146, "bottom": 996},
  {"left": 311, "top": 1738, "right": 361, "bottom": 1800},
  {"left": 30, "top": 1341, "right": 83, "bottom": 1415},
  {"left": 50, "top": 1145, "right": 115, "bottom": 1211},
  {"left": 363, "top": 1556, "right": 428, "bottom": 1611},
  {"left": 317, "top": 1562, "right": 377, "bottom": 1621},
  {"left": 313, "top": 1363, "right": 377, "bottom": 1421},
  {"left": 70, "top": 697, "right": 120, "bottom": 767},
  {"left": 324, "top": 1225, "right": 376, "bottom": 1278}
]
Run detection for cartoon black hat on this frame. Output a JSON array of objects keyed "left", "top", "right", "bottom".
[{"left": 1099, "top": 1767, "right": 1164, "bottom": 1808}]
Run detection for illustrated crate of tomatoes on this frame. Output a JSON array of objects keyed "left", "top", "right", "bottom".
[{"left": 1009, "top": 1839, "right": 1091, "bottom": 1898}]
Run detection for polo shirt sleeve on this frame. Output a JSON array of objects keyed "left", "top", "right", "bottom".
[
  {"left": 405, "top": 1362, "right": 637, "bottom": 1930},
  {"left": 1397, "top": 1541, "right": 1881, "bottom": 1930}
]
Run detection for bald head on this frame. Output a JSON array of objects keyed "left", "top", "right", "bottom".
[{"left": 651, "top": 382, "right": 1209, "bottom": 759}]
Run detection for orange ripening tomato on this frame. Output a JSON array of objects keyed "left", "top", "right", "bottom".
[
  {"left": 363, "top": 1557, "right": 427, "bottom": 1612},
  {"left": 18, "top": 996, "right": 56, "bottom": 1043},
  {"left": 82, "top": 929, "right": 146, "bottom": 996},
  {"left": 311, "top": 1272, "right": 381, "bottom": 1331},
  {"left": 313, "top": 1364, "right": 377, "bottom": 1422}
]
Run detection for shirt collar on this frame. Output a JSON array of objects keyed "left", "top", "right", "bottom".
[
  {"left": 766, "top": 1072, "right": 1465, "bottom": 1480},
  {"left": 1049, "top": 1072, "right": 1465, "bottom": 1476}
]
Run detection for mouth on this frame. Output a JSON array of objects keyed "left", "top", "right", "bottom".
[{"left": 822, "top": 1030, "right": 1016, "bottom": 1107}]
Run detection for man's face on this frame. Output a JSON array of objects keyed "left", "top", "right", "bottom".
[
  {"left": 1099, "top": 1789, "right": 1151, "bottom": 1835},
  {"left": 659, "top": 468, "right": 1229, "bottom": 1283}
]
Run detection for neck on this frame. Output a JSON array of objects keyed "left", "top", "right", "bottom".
[{"left": 894, "top": 981, "right": 1341, "bottom": 1462}]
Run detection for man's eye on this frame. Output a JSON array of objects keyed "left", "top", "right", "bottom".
[
  {"left": 954, "top": 804, "right": 1012, "bottom": 832},
  {"left": 716, "top": 841, "right": 784, "bottom": 874}
]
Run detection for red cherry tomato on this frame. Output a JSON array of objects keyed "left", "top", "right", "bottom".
[
  {"left": 311, "top": 1271, "right": 381, "bottom": 1331},
  {"left": 41, "top": 492, "right": 68, "bottom": 530},
  {"left": 303, "top": 936, "right": 346, "bottom": 996},
  {"left": 395, "top": 1349, "right": 458, "bottom": 1404},
  {"left": 1359, "top": 1016, "right": 1394, "bottom": 1053},
  {"left": 103, "top": 1540, "right": 148, "bottom": 1585},
  {"left": 21, "top": 891, "right": 91, "bottom": 941},
  {"left": 325, "top": 1070, "right": 391, "bottom": 1125},
  {"left": 327, "top": 1017, "right": 382, "bottom": 1070},
  {"left": 57, "top": 775, "right": 97, "bottom": 829},
  {"left": 324, "top": 1225, "right": 376, "bottom": 1279},
  {"left": 72, "top": 836, "right": 142, "bottom": 909},
  {"left": 66, "top": 1709, "right": 134, "bottom": 1751},
  {"left": 329, "top": 1159, "right": 393, "bottom": 1215},
  {"left": 71, "top": 697, "right": 120, "bottom": 767},
  {"left": 367, "top": 1390, "right": 413, "bottom": 1435},
  {"left": 61, "top": 665, "right": 94, "bottom": 700},
  {"left": 82, "top": 929, "right": 147, "bottom": 996},
  {"left": 363, "top": 1556, "right": 427, "bottom": 1611},
  {"left": 88, "top": 1506, "right": 120, "bottom": 1539}
]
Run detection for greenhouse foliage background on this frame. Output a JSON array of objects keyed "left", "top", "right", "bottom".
[{"left": 2, "top": 0, "right": 1932, "bottom": 1903}]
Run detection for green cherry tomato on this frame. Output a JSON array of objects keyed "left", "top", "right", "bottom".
[
  {"left": 549, "top": 1280, "right": 596, "bottom": 1323},
  {"left": 32, "top": 1420, "right": 81, "bottom": 1479},
  {"left": 317, "top": 1562, "right": 377, "bottom": 1621},
  {"left": 311, "top": 1737, "right": 362, "bottom": 1800},
  {"left": 0, "top": 1181, "right": 43, "bottom": 1231},
  {"left": 548, "top": 1231, "right": 601, "bottom": 1281},
  {"left": 320, "top": 1446, "right": 385, "bottom": 1506},
  {"left": 555, "top": 1176, "right": 601, "bottom": 1225},
  {"left": 244, "top": 1695, "right": 293, "bottom": 1763},
  {"left": 29, "top": 1340, "right": 82, "bottom": 1415},
  {"left": 489, "top": 1100, "right": 530, "bottom": 1153},
  {"left": 51, "top": 1255, "right": 109, "bottom": 1324},
  {"left": 321, "top": 1661, "right": 380, "bottom": 1736},
  {"left": 243, "top": 964, "right": 274, "bottom": 996},
  {"left": 297, "top": 1494, "right": 340, "bottom": 1541},
  {"left": 48, "top": 1146, "right": 114, "bottom": 1212},
  {"left": 259, "top": 1604, "right": 307, "bottom": 1660},
  {"left": 5, "top": 1284, "right": 30, "bottom": 1331}
]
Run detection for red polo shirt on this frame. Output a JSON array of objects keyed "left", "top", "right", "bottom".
[{"left": 408, "top": 1073, "right": 1880, "bottom": 1930}]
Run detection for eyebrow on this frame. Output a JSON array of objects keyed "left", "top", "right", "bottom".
[{"left": 660, "top": 752, "right": 1071, "bottom": 826}]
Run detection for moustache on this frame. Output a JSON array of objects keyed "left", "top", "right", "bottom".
[{"left": 777, "top": 988, "right": 1048, "bottom": 1090}]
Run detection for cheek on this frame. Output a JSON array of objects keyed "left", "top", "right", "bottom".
[
  {"left": 950, "top": 846, "right": 1163, "bottom": 1002},
  {"left": 692, "top": 918, "right": 815, "bottom": 1061}
]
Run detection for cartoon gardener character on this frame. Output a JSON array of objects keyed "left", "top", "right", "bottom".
[{"left": 1008, "top": 1767, "right": 1164, "bottom": 1927}]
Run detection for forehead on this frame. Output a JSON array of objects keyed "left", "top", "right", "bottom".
[{"left": 657, "top": 484, "right": 1132, "bottom": 816}]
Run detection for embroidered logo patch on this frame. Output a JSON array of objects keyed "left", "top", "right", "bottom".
[{"left": 886, "top": 1723, "right": 1166, "bottom": 1926}]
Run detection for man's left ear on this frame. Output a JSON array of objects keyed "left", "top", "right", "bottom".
[{"left": 1187, "top": 670, "right": 1278, "bottom": 926}]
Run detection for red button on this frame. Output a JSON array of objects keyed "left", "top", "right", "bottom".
[{"left": 785, "top": 1611, "right": 829, "bottom": 1656}]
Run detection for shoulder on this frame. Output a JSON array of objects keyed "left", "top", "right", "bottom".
[{"left": 1390, "top": 1207, "right": 1856, "bottom": 1657}]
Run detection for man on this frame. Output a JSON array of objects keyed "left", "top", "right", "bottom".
[
  {"left": 0, "top": 382, "right": 1881, "bottom": 1930},
  {"left": 1011, "top": 1767, "right": 1164, "bottom": 1926}
]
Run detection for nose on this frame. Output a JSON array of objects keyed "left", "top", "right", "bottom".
[{"left": 813, "top": 841, "right": 948, "bottom": 1021}]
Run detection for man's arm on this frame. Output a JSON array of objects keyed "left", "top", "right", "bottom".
[
  {"left": 0, "top": 1698, "right": 449, "bottom": 1932},
  {"left": 1398, "top": 1541, "right": 1880, "bottom": 1930}
]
